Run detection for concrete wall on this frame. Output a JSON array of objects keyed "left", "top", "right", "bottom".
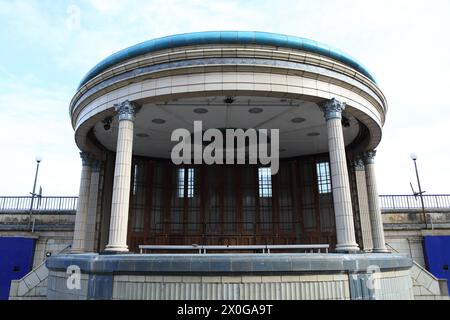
[
  {"left": 383, "top": 210, "right": 450, "bottom": 269},
  {"left": 385, "top": 230, "right": 426, "bottom": 267},
  {"left": 0, "top": 212, "right": 74, "bottom": 268}
]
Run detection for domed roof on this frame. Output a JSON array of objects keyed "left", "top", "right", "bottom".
[{"left": 79, "top": 31, "right": 376, "bottom": 88}]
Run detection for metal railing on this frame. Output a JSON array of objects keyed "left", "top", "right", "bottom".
[
  {"left": 0, "top": 196, "right": 78, "bottom": 212},
  {"left": 379, "top": 194, "right": 450, "bottom": 210},
  {"left": 139, "top": 244, "right": 329, "bottom": 254},
  {"left": 1, "top": 194, "right": 450, "bottom": 214}
]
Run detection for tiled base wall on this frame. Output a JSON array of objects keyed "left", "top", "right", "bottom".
[
  {"left": 112, "top": 274, "right": 350, "bottom": 300},
  {"left": 47, "top": 271, "right": 89, "bottom": 300},
  {"left": 47, "top": 271, "right": 414, "bottom": 300},
  {"left": 373, "top": 270, "right": 414, "bottom": 300}
]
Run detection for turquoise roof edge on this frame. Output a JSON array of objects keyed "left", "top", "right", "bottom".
[{"left": 78, "top": 31, "right": 377, "bottom": 88}]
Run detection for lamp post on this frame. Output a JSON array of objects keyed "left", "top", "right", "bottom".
[
  {"left": 28, "top": 156, "right": 42, "bottom": 231},
  {"left": 410, "top": 153, "right": 427, "bottom": 229}
]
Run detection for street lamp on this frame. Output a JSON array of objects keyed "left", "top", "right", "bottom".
[
  {"left": 410, "top": 153, "right": 427, "bottom": 229},
  {"left": 28, "top": 156, "right": 42, "bottom": 231}
]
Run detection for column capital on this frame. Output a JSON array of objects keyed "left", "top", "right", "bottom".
[
  {"left": 363, "top": 149, "right": 377, "bottom": 164},
  {"left": 319, "top": 98, "right": 346, "bottom": 121},
  {"left": 80, "top": 152, "right": 93, "bottom": 166},
  {"left": 115, "top": 100, "right": 136, "bottom": 122},
  {"left": 91, "top": 160, "right": 101, "bottom": 173},
  {"left": 353, "top": 157, "right": 365, "bottom": 171}
]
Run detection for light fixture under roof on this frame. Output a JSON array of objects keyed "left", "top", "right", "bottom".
[
  {"left": 136, "top": 133, "right": 150, "bottom": 138},
  {"left": 280, "top": 148, "right": 287, "bottom": 152},
  {"left": 224, "top": 97, "right": 235, "bottom": 104},
  {"left": 291, "top": 117, "right": 306, "bottom": 123},
  {"left": 194, "top": 108, "right": 208, "bottom": 114},
  {"left": 152, "top": 118, "right": 166, "bottom": 124},
  {"left": 307, "top": 132, "right": 320, "bottom": 137},
  {"left": 248, "top": 108, "right": 263, "bottom": 114}
]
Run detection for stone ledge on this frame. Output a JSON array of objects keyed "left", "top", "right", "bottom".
[{"left": 46, "top": 253, "right": 412, "bottom": 275}]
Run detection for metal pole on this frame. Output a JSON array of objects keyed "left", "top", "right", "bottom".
[
  {"left": 28, "top": 160, "right": 41, "bottom": 231},
  {"left": 413, "top": 159, "right": 427, "bottom": 229}
]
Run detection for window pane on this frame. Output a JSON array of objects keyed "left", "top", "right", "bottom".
[
  {"left": 178, "top": 168, "right": 185, "bottom": 198},
  {"left": 258, "top": 167, "right": 272, "bottom": 198},
  {"left": 258, "top": 167, "right": 272, "bottom": 232},
  {"left": 316, "top": 162, "right": 331, "bottom": 194},
  {"left": 186, "top": 168, "right": 194, "bottom": 198},
  {"left": 178, "top": 168, "right": 195, "bottom": 198}
]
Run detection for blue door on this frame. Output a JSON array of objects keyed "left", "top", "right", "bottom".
[
  {"left": 0, "top": 237, "right": 36, "bottom": 300},
  {"left": 423, "top": 236, "right": 450, "bottom": 293}
]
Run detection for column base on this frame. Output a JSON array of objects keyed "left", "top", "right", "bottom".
[
  {"left": 70, "top": 242, "right": 84, "bottom": 254},
  {"left": 372, "top": 248, "right": 390, "bottom": 253},
  {"left": 104, "top": 244, "right": 129, "bottom": 253},
  {"left": 335, "top": 243, "right": 360, "bottom": 253},
  {"left": 100, "top": 250, "right": 133, "bottom": 255}
]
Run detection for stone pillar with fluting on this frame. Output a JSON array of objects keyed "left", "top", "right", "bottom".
[
  {"left": 84, "top": 160, "right": 101, "bottom": 252},
  {"left": 363, "top": 150, "right": 388, "bottom": 252},
  {"left": 71, "top": 152, "right": 92, "bottom": 253},
  {"left": 354, "top": 158, "right": 373, "bottom": 251},
  {"left": 105, "top": 100, "right": 136, "bottom": 252},
  {"left": 320, "top": 98, "right": 359, "bottom": 252}
]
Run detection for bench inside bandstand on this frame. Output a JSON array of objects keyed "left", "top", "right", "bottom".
[{"left": 139, "top": 244, "right": 329, "bottom": 254}]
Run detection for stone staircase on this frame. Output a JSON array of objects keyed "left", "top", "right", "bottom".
[
  {"left": 410, "top": 261, "right": 449, "bottom": 300},
  {"left": 8, "top": 245, "right": 71, "bottom": 300},
  {"left": 385, "top": 244, "right": 449, "bottom": 300}
]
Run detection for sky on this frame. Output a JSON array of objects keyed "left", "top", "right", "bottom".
[{"left": 0, "top": 0, "right": 449, "bottom": 196}]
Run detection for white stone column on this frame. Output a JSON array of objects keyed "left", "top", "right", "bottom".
[
  {"left": 84, "top": 160, "right": 101, "bottom": 252},
  {"left": 320, "top": 98, "right": 359, "bottom": 252},
  {"left": 354, "top": 158, "right": 373, "bottom": 251},
  {"left": 363, "top": 150, "right": 388, "bottom": 252},
  {"left": 71, "top": 152, "right": 92, "bottom": 253},
  {"left": 105, "top": 100, "right": 136, "bottom": 252}
]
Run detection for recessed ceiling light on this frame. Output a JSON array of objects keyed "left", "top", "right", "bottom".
[
  {"left": 249, "top": 108, "right": 263, "bottom": 114},
  {"left": 194, "top": 108, "right": 208, "bottom": 114},
  {"left": 152, "top": 118, "right": 166, "bottom": 124},
  {"left": 136, "top": 133, "right": 150, "bottom": 138},
  {"left": 291, "top": 117, "right": 306, "bottom": 123},
  {"left": 307, "top": 132, "right": 320, "bottom": 137}
]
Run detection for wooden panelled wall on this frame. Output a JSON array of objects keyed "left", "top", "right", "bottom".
[{"left": 126, "top": 154, "right": 362, "bottom": 252}]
